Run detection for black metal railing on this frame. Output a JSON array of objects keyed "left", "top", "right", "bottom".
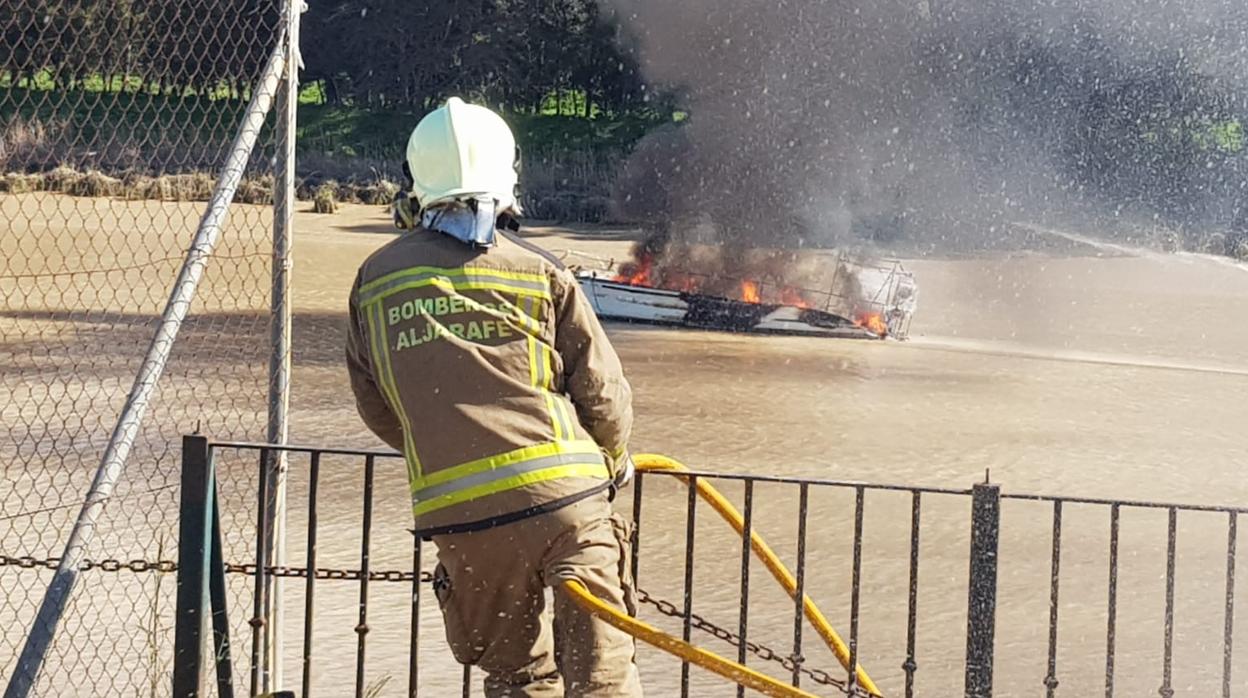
[
  {"left": 172, "top": 435, "right": 1245, "bottom": 698},
  {"left": 993, "top": 490, "right": 1244, "bottom": 698}
]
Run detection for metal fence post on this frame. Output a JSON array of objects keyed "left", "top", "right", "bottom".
[
  {"left": 965, "top": 480, "right": 1001, "bottom": 698},
  {"left": 262, "top": 0, "right": 304, "bottom": 689},
  {"left": 173, "top": 435, "right": 215, "bottom": 698}
]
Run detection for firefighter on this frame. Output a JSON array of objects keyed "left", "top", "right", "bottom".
[{"left": 346, "top": 97, "right": 642, "bottom": 697}]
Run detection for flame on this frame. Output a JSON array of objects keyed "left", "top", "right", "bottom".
[
  {"left": 779, "top": 286, "right": 812, "bottom": 309},
  {"left": 855, "top": 311, "right": 889, "bottom": 337},
  {"left": 615, "top": 254, "right": 816, "bottom": 311},
  {"left": 614, "top": 253, "right": 654, "bottom": 286},
  {"left": 741, "top": 280, "right": 762, "bottom": 304}
]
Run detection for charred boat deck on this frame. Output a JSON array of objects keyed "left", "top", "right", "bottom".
[
  {"left": 577, "top": 253, "right": 917, "bottom": 340},
  {"left": 578, "top": 274, "right": 885, "bottom": 339}
]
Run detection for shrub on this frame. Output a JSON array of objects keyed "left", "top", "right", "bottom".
[{"left": 312, "top": 181, "right": 338, "bottom": 213}]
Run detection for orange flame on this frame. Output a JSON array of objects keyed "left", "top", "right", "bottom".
[
  {"left": 614, "top": 253, "right": 654, "bottom": 286},
  {"left": 854, "top": 311, "right": 889, "bottom": 337},
  {"left": 779, "top": 286, "right": 812, "bottom": 309},
  {"left": 741, "top": 280, "right": 762, "bottom": 304},
  {"left": 615, "top": 256, "right": 816, "bottom": 312}
]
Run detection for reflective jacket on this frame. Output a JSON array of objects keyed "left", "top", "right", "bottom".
[{"left": 346, "top": 227, "right": 633, "bottom": 535}]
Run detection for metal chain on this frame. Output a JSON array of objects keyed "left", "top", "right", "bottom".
[
  {"left": 0, "top": 554, "right": 178, "bottom": 574},
  {"left": 222, "top": 562, "right": 433, "bottom": 583},
  {"left": 0, "top": 555, "right": 431, "bottom": 583},
  {"left": 3, "top": 554, "right": 868, "bottom": 695},
  {"left": 635, "top": 587, "right": 875, "bottom": 696}
]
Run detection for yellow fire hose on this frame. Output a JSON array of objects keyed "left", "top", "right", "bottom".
[
  {"left": 562, "top": 579, "right": 819, "bottom": 698},
  {"left": 562, "top": 454, "right": 883, "bottom": 697}
]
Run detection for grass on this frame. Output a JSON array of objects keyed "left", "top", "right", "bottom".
[
  {"left": 0, "top": 163, "right": 406, "bottom": 209},
  {"left": 297, "top": 100, "right": 668, "bottom": 162},
  {"left": 0, "top": 78, "right": 670, "bottom": 171},
  {"left": 1, "top": 69, "right": 257, "bottom": 101},
  {"left": 1, "top": 80, "right": 669, "bottom": 221},
  {"left": 0, "top": 85, "right": 248, "bottom": 170},
  {"left": 363, "top": 675, "right": 392, "bottom": 698},
  {"left": 295, "top": 79, "right": 673, "bottom": 157}
]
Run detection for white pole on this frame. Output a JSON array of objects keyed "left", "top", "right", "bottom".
[{"left": 263, "top": 0, "right": 304, "bottom": 691}]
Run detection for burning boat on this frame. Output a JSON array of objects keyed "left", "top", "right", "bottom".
[{"left": 577, "top": 251, "right": 918, "bottom": 340}]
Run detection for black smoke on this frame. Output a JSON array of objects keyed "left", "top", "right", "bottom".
[{"left": 603, "top": 0, "right": 1248, "bottom": 272}]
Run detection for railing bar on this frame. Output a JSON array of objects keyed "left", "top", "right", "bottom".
[
  {"left": 904, "top": 491, "right": 922, "bottom": 698},
  {"left": 354, "top": 455, "right": 376, "bottom": 698},
  {"left": 1160, "top": 507, "right": 1177, "bottom": 698},
  {"left": 1002, "top": 492, "right": 1248, "bottom": 515},
  {"left": 1224, "top": 512, "right": 1237, "bottom": 698},
  {"left": 301, "top": 451, "right": 320, "bottom": 698},
  {"left": 736, "top": 480, "right": 755, "bottom": 698},
  {"left": 409, "top": 535, "right": 422, "bottom": 698},
  {"left": 210, "top": 486, "right": 236, "bottom": 698},
  {"left": 623, "top": 469, "right": 972, "bottom": 496},
  {"left": 208, "top": 442, "right": 972, "bottom": 494},
  {"left": 792, "top": 483, "right": 810, "bottom": 688},
  {"left": 1045, "top": 501, "right": 1063, "bottom": 698},
  {"left": 965, "top": 481, "right": 1001, "bottom": 698},
  {"left": 172, "top": 436, "right": 212, "bottom": 698},
  {"left": 207, "top": 441, "right": 1248, "bottom": 514},
  {"left": 1105, "top": 504, "right": 1119, "bottom": 698},
  {"left": 681, "top": 475, "right": 698, "bottom": 698},
  {"left": 212, "top": 441, "right": 406, "bottom": 459},
  {"left": 462, "top": 664, "right": 472, "bottom": 698},
  {"left": 848, "top": 486, "right": 865, "bottom": 692},
  {"left": 632, "top": 473, "right": 644, "bottom": 589},
  {"left": 250, "top": 448, "right": 271, "bottom": 697}
]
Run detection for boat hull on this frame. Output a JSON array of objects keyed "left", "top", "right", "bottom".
[{"left": 577, "top": 273, "right": 881, "bottom": 339}]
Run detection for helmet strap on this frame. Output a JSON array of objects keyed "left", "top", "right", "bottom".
[
  {"left": 422, "top": 197, "right": 499, "bottom": 248},
  {"left": 496, "top": 210, "right": 521, "bottom": 232}
]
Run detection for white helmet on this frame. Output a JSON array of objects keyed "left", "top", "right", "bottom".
[{"left": 405, "top": 97, "right": 520, "bottom": 212}]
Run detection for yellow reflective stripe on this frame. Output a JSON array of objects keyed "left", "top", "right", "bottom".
[
  {"left": 358, "top": 266, "right": 551, "bottom": 306},
  {"left": 412, "top": 462, "right": 610, "bottom": 517},
  {"left": 361, "top": 265, "right": 549, "bottom": 294},
  {"left": 558, "top": 400, "right": 576, "bottom": 438},
  {"left": 526, "top": 296, "right": 540, "bottom": 389},
  {"left": 538, "top": 326, "right": 575, "bottom": 438},
  {"left": 361, "top": 277, "right": 550, "bottom": 306},
  {"left": 540, "top": 330, "right": 554, "bottom": 387},
  {"left": 545, "top": 392, "right": 564, "bottom": 440},
  {"left": 415, "top": 451, "right": 604, "bottom": 502},
  {"left": 412, "top": 440, "right": 602, "bottom": 491},
  {"left": 524, "top": 295, "right": 570, "bottom": 439},
  {"left": 539, "top": 331, "right": 562, "bottom": 439},
  {"left": 367, "top": 303, "right": 421, "bottom": 479},
  {"left": 500, "top": 297, "right": 541, "bottom": 335},
  {"left": 375, "top": 303, "right": 422, "bottom": 478}
]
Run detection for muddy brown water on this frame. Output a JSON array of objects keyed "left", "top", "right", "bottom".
[
  {"left": 4, "top": 197, "right": 1247, "bottom": 696},
  {"left": 274, "top": 207, "right": 1248, "bottom": 697}
]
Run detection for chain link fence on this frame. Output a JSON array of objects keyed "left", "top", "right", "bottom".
[{"left": 1, "top": 1, "right": 288, "bottom": 694}]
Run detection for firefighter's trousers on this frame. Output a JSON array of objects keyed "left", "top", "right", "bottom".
[{"left": 431, "top": 491, "right": 644, "bottom": 697}]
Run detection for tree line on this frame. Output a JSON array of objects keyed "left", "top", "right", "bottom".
[
  {"left": 3, "top": 0, "right": 1246, "bottom": 237},
  {"left": 1, "top": 0, "right": 649, "bottom": 116},
  {"left": 1, "top": 0, "right": 279, "bottom": 97},
  {"left": 302, "top": 0, "right": 649, "bottom": 116}
]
